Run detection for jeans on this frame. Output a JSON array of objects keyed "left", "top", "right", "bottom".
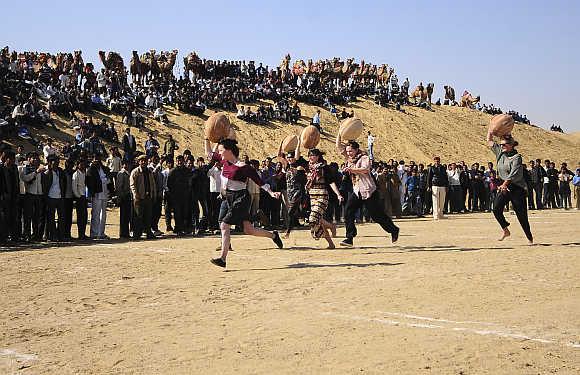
[
  {"left": 345, "top": 190, "right": 398, "bottom": 240},
  {"left": 90, "top": 197, "right": 108, "bottom": 238},
  {"left": 493, "top": 185, "right": 533, "bottom": 242}
]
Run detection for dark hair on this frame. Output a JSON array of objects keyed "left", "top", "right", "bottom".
[
  {"left": 347, "top": 140, "right": 359, "bottom": 149},
  {"left": 308, "top": 148, "right": 325, "bottom": 163},
  {"left": 219, "top": 139, "right": 240, "bottom": 157}
]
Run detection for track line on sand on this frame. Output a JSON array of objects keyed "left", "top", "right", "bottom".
[{"left": 323, "top": 312, "right": 580, "bottom": 349}]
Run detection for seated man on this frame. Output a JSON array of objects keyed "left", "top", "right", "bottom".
[
  {"left": 154, "top": 106, "right": 169, "bottom": 123},
  {"left": 37, "top": 106, "right": 56, "bottom": 129},
  {"left": 236, "top": 105, "right": 245, "bottom": 119}
]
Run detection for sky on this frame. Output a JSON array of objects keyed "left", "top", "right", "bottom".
[{"left": 2, "top": 0, "right": 579, "bottom": 132}]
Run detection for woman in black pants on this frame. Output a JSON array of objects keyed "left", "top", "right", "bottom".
[{"left": 487, "top": 131, "right": 533, "bottom": 244}]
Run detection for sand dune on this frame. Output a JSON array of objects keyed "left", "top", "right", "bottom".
[{"left": 13, "top": 99, "right": 580, "bottom": 167}]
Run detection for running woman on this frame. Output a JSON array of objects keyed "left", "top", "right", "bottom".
[
  {"left": 336, "top": 134, "right": 400, "bottom": 247},
  {"left": 486, "top": 132, "right": 534, "bottom": 244},
  {"left": 205, "top": 139, "right": 284, "bottom": 268},
  {"left": 277, "top": 140, "right": 308, "bottom": 239},
  {"left": 305, "top": 149, "right": 343, "bottom": 249}
]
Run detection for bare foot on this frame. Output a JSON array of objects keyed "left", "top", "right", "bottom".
[{"left": 498, "top": 228, "right": 511, "bottom": 241}]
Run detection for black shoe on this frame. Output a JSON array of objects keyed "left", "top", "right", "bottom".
[
  {"left": 210, "top": 258, "right": 226, "bottom": 268},
  {"left": 272, "top": 231, "right": 283, "bottom": 249},
  {"left": 391, "top": 228, "right": 400, "bottom": 243},
  {"left": 340, "top": 238, "right": 353, "bottom": 247}
]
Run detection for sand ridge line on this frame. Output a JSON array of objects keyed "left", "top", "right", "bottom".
[{"left": 323, "top": 311, "right": 580, "bottom": 349}]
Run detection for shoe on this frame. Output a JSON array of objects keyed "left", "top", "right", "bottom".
[
  {"left": 100, "top": 235, "right": 110, "bottom": 240},
  {"left": 272, "top": 231, "right": 284, "bottom": 249},
  {"left": 146, "top": 233, "right": 156, "bottom": 240},
  {"left": 210, "top": 258, "right": 226, "bottom": 268},
  {"left": 391, "top": 228, "right": 400, "bottom": 243},
  {"left": 340, "top": 238, "right": 353, "bottom": 247}
]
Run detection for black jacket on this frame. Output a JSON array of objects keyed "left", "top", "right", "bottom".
[
  {"left": 427, "top": 165, "right": 448, "bottom": 188},
  {"left": 122, "top": 133, "right": 136, "bottom": 155},
  {"left": 167, "top": 166, "right": 192, "bottom": 201},
  {"left": 1, "top": 164, "right": 20, "bottom": 200},
  {"left": 86, "top": 163, "right": 112, "bottom": 198},
  {"left": 530, "top": 166, "right": 546, "bottom": 185},
  {"left": 41, "top": 168, "right": 67, "bottom": 198}
]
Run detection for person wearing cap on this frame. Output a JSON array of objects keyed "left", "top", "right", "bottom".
[{"left": 487, "top": 131, "right": 533, "bottom": 244}]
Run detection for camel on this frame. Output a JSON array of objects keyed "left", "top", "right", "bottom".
[
  {"left": 157, "top": 50, "right": 178, "bottom": 77},
  {"left": 130, "top": 51, "right": 144, "bottom": 84},
  {"left": 72, "top": 51, "right": 84, "bottom": 75},
  {"left": 183, "top": 51, "right": 203, "bottom": 78},
  {"left": 98, "top": 50, "right": 125, "bottom": 75},
  {"left": 460, "top": 92, "right": 480, "bottom": 108},
  {"left": 444, "top": 85, "right": 456, "bottom": 104},
  {"left": 410, "top": 83, "right": 427, "bottom": 104},
  {"left": 376, "top": 64, "right": 393, "bottom": 86},
  {"left": 425, "top": 83, "right": 434, "bottom": 104}
]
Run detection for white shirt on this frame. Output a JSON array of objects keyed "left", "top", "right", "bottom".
[
  {"left": 72, "top": 170, "right": 86, "bottom": 198},
  {"left": 43, "top": 145, "right": 57, "bottom": 160},
  {"left": 154, "top": 107, "right": 165, "bottom": 118},
  {"left": 48, "top": 170, "right": 62, "bottom": 199},
  {"left": 97, "top": 72, "right": 107, "bottom": 87},
  {"left": 207, "top": 165, "right": 223, "bottom": 193},
  {"left": 106, "top": 155, "right": 121, "bottom": 173},
  {"left": 367, "top": 135, "right": 375, "bottom": 147},
  {"left": 447, "top": 169, "right": 461, "bottom": 186},
  {"left": 95, "top": 167, "right": 109, "bottom": 200},
  {"left": 312, "top": 113, "right": 320, "bottom": 124}
]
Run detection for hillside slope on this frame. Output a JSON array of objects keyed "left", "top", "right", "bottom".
[{"left": 10, "top": 99, "right": 580, "bottom": 166}]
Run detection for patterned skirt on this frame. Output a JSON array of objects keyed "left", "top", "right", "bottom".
[{"left": 308, "top": 187, "right": 329, "bottom": 240}]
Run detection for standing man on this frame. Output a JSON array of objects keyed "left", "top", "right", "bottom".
[
  {"left": 167, "top": 155, "right": 192, "bottom": 235},
  {"left": 41, "top": 155, "right": 67, "bottom": 242},
  {"left": 336, "top": 135, "right": 399, "bottom": 247},
  {"left": 447, "top": 162, "right": 461, "bottom": 213},
  {"left": 130, "top": 155, "right": 157, "bottom": 240},
  {"left": 86, "top": 154, "right": 111, "bottom": 240},
  {"left": 20, "top": 152, "right": 45, "bottom": 242},
  {"left": 427, "top": 156, "right": 448, "bottom": 220},
  {"left": 530, "top": 159, "right": 545, "bottom": 209},
  {"left": 144, "top": 132, "right": 160, "bottom": 158},
  {"left": 148, "top": 154, "right": 164, "bottom": 236},
  {"left": 115, "top": 159, "right": 132, "bottom": 239},
  {"left": 367, "top": 131, "right": 375, "bottom": 161},
  {"left": 121, "top": 127, "right": 136, "bottom": 162},
  {"left": 72, "top": 159, "right": 88, "bottom": 240},
  {"left": 1, "top": 151, "right": 20, "bottom": 242},
  {"left": 312, "top": 109, "right": 321, "bottom": 132},
  {"left": 163, "top": 135, "right": 179, "bottom": 161}
]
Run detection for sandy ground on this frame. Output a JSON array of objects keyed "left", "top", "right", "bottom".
[{"left": 1, "top": 208, "right": 579, "bottom": 374}]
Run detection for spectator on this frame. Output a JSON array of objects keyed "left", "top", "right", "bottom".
[{"left": 86, "top": 154, "right": 111, "bottom": 240}]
